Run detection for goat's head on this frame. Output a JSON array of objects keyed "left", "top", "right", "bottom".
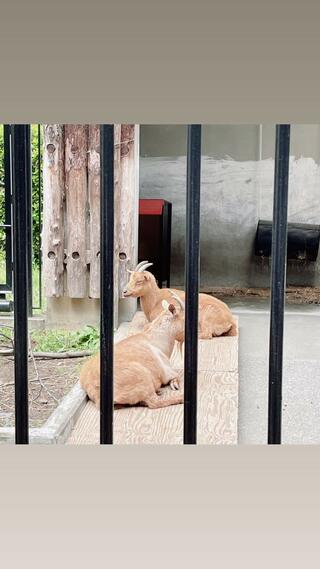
[
  {"left": 122, "top": 261, "right": 156, "bottom": 298},
  {"left": 144, "top": 292, "right": 185, "bottom": 343}
]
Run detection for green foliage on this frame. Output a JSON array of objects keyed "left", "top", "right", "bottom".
[
  {"left": 0, "top": 125, "right": 5, "bottom": 248},
  {"left": 31, "top": 325, "right": 100, "bottom": 353},
  {"left": 72, "top": 325, "right": 100, "bottom": 351},
  {"left": 31, "top": 124, "right": 43, "bottom": 266},
  {"left": 0, "top": 124, "right": 43, "bottom": 266},
  {"left": 0, "top": 325, "right": 13, "bottom": 348}
]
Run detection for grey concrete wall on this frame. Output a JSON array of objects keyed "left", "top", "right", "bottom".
[{"left": 140, "top": 124, "right": 320, "bottom": 288}]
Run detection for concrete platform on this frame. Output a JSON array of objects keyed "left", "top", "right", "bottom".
[
  {"left": 233, "top": 307, "right": 320, "bottom": 444},
  {"left": 67, "top": 312, "right": 239, "bottom": 445},
  {"left": 0, "top": 315, "right": 45, "bottom": 330}
]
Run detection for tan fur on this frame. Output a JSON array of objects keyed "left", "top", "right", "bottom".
[
  {"left": 80, "top": 304, "right": 184, "bottom": 409},
  {"left": 123, "top": 271, "right": 237, "bottom": 339}
]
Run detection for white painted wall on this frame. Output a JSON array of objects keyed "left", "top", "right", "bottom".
[{"left": 140, "top": 125, "right": 320, "bottom": 287}]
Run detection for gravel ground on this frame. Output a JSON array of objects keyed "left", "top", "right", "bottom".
[{"left": 0, "top": 355, "right": 86, "bottom": 428}]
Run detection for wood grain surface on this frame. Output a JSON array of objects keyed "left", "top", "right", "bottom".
[{"left": 67, "top": 312, "right": 239, "bottom": 445}]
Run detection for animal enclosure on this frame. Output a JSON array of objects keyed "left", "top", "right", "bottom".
[{"left": 1, "top": 123, "right": 297, "bottom": 446}]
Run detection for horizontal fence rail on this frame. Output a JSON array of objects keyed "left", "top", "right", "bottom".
[
  {"left": 100, "top": 125, "right": 115, "bottom": 444},
  {"left": 12, "top": 125, "right": 30, "bottom": 444},
  {"left": 183, "top": 125, "right": 202, "bottom": 444},
  {"left": 268, "top": 124, "right": 291, "bottom": 445}
]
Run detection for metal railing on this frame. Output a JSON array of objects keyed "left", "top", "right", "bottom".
[
  {"left": 100, "top": 125, "right": 115, "bottom": 444},
  {"left": 11, "top": 123, "right": 290, "bottom": 445},
  {"left": 12, "top": 125, "right": 29, "bottom": 444},
  {"left": 184, "top": 125, "right": 201, "bottom": 444},
  {"left": 1, "top": 124, "right": 43, "bottom": 314},
  {"left": 268, "top": 125, "right": 290, "bottom": 444},
  {"left": 0, "top": 125, "right": 13, "bottom": 308}
]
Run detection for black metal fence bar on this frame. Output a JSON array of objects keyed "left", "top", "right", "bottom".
[
  {"left": 268, "top": 124, "right": 291, "bottom": 445},
  {"left": 100, "top": 125, "right": 114, "bottom": 444},
  {"left": 12, "top": 125, "right": 29, "bottom": 444},
  {"left": 183, "top": 125, "right": 202, "bottom": 444}
]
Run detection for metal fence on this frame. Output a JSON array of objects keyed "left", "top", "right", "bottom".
[
  {"left": 0, "top": 125, "right": 13, "bottom": 311},
  {"left": 11, "top": 123, "right": 290, "bottom": 445},
  {"left": 0, "top": 124, "right": 42, "bottom": 316}
]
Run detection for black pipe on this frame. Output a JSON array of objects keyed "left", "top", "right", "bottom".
[
  {"left": 268, "top": 124, "right": 290, "bottom": 445},
  {"left": 164, "top": 202, "right": 172, "bottom": 287},
  {"left": 255, "top": 220, "right": 320, "bottom": 262},
  {"left": 100, "top": 125, "right": 114, "bottom": 444},
  {"left": 183, "top": 125, "right": 202, "bottom": 445},
  {"left": 0, "top": 300, "right": 13, "bottom": 312},
  {"left": 12, "top": 125, "right": 29, "bottom": 444}
]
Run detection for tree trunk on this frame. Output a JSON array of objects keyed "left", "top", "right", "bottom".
[
  {"left": 118, "top": 124, "right": 139, "bottom": 294},
  {"left": 88, "top": 125, "right": 100, "bottom": 298},
  {"left": 113, "top": 124, "right": 122, "bottom": 328},
  {"left": 42, "top": 124, "right": 65, "bottom": 297},
  {"left": 65, "top": 125, "right": 88, "bottom": 298}
]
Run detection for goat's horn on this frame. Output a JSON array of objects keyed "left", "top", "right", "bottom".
[
  {"left": 127, "top": 269, "right": 134, "bottom": 274},
  {"left": 169, "top": 290, "right": 185, "bottom": 311},
  {"left": 137, "top": 262, "right": 153, "bottom": 272},
  {"left": 135, "top": 260, "right": 149, "bottom": 271}
]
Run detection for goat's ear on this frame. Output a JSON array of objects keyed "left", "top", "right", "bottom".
[
  {"left": 143, "top": 272, "right": 151, "bottom": 281},
  {"left": 162, "top": 300, "right": 170, "bottom": 310},
  {"left": 168, "top": 303, "right": 176, "bottom": 315}
]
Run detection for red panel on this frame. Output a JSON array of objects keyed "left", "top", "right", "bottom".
[{"left": 139, "top": 199, "right": 164, "bottom": 216}]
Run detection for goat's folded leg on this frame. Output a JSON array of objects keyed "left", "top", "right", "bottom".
[
  {"left": 158, "top": 356, "right": 181, "bottom": 390},
  {"left": 144, "top": 390, "right": 183, "bottom": 409}
]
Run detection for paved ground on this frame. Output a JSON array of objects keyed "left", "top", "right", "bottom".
[
  {"left": 68, "top": 297, "right": 320, "bottom": 445},
  {"left": 228, "top": 298, "right": 320, "bottom": 444}
]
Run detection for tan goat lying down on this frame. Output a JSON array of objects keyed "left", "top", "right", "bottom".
[
  {"left": 80, "top": 299, "right": 184, "bottom": 409},
  {"left": 123, "top": 261, "right": 237, "bottom": 339}
]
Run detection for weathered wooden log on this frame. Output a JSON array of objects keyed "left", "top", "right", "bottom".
[
  {"left": 113, "top": 124, "right": 122, "bottom": 328},
  {"left": 88, "top": 125, "right": 101, "bottom": 298},
  {"left": 65, "top": 125, "right": 88, "bottom": 298},
  {"left": 42, "top": 125, "right": 65, "bottom": 297},
  {"left": 118, "top": 125, "right": 139, "bottom": 294},
  {"left": 43, "top": 123, "right": 140, "bottom": 319}
]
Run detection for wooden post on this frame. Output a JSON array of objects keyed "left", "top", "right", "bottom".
[
  {"left": 42, "top": 123, "right": 140, "bottom": 329},
  {"left": 113, "top": 124, "right": 122, "bottom": 328},
  {"left": 65, "top": 125, "right": 88, "bottom": 298},
  {"left": 118, "top": 125, "right": 136, "bottom": 289},
  {"left": 118, "top": 125, "right": 140, "bottom": 322},
  {"left": 88, "top": 125, "right": 100, "bottom": 298},
  {"left": 42, "top": 124, "right": 65, "bottom": 297}
]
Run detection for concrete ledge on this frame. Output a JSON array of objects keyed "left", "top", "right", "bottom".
[
  {"left": 0, "top": 382, "right": 87, "bottom": 444},
  {"left": 0, "top": 321, "right": 134, "bottom": 444},
  {"left": 0, "top": 315, "right": 45, "bottom": 330}
]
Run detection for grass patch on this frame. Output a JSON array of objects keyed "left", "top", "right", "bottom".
[
  {"left": 31, "top": 325, "right": 100, "bottom": 353},
  {"left": 0, "top": 325, "right": 13, "bottom": 349}
]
